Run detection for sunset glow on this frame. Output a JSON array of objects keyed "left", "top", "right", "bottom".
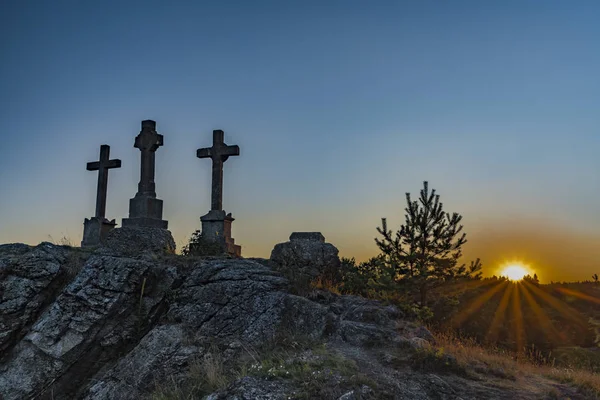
[{"left": 501, "top": 264, "right": 529, "bottom": 281}]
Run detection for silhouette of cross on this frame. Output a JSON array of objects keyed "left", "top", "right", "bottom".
[
  {"left": 197, "top": 130, "right": 240, "bottom": 211},
  {"left": 87, "top": 145, "right": 121, "bottom": 219},
  {"left": 134, "top": 120, "right": 163, "bottom": 197}
]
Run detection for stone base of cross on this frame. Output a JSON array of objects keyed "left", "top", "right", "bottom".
[
  {"left": 81, "top": 217, "right": 117, "bottom": 247},
  {"left": 200, "top": 210, "right": 241, "bottom": 257},
  {"left": 122, "top": 195, "right": 168, "bottom": 229}
]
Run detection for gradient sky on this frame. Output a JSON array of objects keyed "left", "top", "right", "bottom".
[{"left": 1, "top": 1, "right": 599, "bottom": 283}]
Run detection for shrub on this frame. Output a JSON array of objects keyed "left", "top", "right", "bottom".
[{"left": 181, "top": 230, "right": 225, "bottom": 257}]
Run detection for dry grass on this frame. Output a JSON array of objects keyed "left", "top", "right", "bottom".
[
  {"left": 47, "top": 234, "right": 74, "bottom": 247},
  {"left": 543, "top": 368, "right": 600, "bottom": 398},
  {"left": 310, "top": 276, "right": 342, "bottom": 295},
  {"left": 195, "top": 351, "right": 229, "bottom": 390},
  {"left": 151, "top": 349, "right": 230, "bottom": 400},
  {"left": 432, "top": 331, "right": 600, "bottom": 397}
]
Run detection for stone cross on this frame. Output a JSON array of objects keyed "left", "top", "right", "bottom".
[
  {"left": 135, "top": 120, "right": 163, "bottom": 197},
  {"left": 86, "top": 145, "right": 121, "bottom": 219},
  {"left": 197, "top": 130, "right": 240, "bottom": 211},
  {"left": 122, "top": 120, "right": 168, "bottom": 229}
]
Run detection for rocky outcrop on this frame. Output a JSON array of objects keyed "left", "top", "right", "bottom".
[
  {"left": 0, "top": 230, "right": 399, "bottom": 400},
  {"left": 0, "top": 243, "right": 88, "bottom": 358},
  {"left": 0, "top": 230, "right": 592, "bottom": 399}
]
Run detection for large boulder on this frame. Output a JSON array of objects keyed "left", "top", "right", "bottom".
[{"left": 270, "top": 232, "right": 340, "bottom": 289}]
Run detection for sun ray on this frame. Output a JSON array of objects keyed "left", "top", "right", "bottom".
[
  {"left": 451, "top": 281, "right": 509, "bottom": 327},
  {"left": 511, "top": 284, "right": 525, "bottom": 353},
  {"left": 485, "top": 282, "right": 512, "bottom": 343},
  {"left": 520, "top": 283, "right": 562, "bottom": 345},
  {"left": 555, "top": 287, "right": 600, "bottom": 305},
  {"left": 521, "top": 281, "right": 589, "bottom": 329}
]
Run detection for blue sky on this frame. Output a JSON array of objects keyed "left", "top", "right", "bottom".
[{"left": 1, "top": 1, "right": 599, "bottom": 281}]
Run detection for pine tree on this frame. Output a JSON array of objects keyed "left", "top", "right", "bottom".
[{"left": 375, "top": 181, "right": 482, "bottom": 306}]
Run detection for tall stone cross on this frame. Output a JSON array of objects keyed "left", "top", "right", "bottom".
[
  {"left": 122, "top": 120, "right": 168, "bottom": 229},
  {"left": 196, "top": 130, "right": 240, "bottom": 210},
  {"left": 86, "top": 144, "right": 121, "bottom": 219},
  {"left": 135, "top": 120, "right": 163, "bottom": 197}
]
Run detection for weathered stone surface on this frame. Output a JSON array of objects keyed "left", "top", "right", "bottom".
[
  {"left": 81, "top": 217, "right": 117, "bottom": 247},
  {"left": 0, "top": 243, "right": 77, "bottom": 358},
  {"left": 270, "top": 232, "right": 341, "bottom": 287},
  {"left": 413, "top": 325, "right": 436, "bottom": 343},
  {"left": 206, "top": 376, "right": 294, "bottom": 400},
  {"left": 290, "top": 232, "right": 325, "bottom": 242},
  {"left": 77, "top": 263, "right": 404, "bottom": 399},
  {"left": 0, "top": 249, "right": 176, "bottom": 400},
  {"left": 200, "top": 209, "right": 241, "bottom": 257},
  {"left": 98, "top": 226, "right": 176, "bottom": 257},
  {"left": 84, "top": 325, "right": 196, "bottom": 400},
  {"left": 167, "top": 259, "right": 288, "bottom": 343}
]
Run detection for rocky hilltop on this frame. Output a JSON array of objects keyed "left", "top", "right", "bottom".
[{"left": 0, "top": 229, "right": 590, "bottom": 399}]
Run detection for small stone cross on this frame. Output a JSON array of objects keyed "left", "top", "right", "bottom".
[
  {"left": 197, "top": 130, "right": 240, "bottom": 211},
  {"left": 135, "top": 120, "right": 163, "bottom": 197},
  {"left": 86, "top": 145, "right": 121, "bottom": 219}
]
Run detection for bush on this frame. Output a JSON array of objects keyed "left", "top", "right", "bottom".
[{"left": 181, "top": 230, "right": 226, "bottom": 257}]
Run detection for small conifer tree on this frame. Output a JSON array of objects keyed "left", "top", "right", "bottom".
[{"left": 375, "top": 181, "right": 482, "bottom": 306}]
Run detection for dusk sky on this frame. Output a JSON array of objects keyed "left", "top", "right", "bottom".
[{"left": 1, "top": 1, "right": 599, "bottom": 283}]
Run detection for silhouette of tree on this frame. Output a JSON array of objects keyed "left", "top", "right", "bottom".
[
  {"left": 375, "top": 181, "right": 482, "bottom": 306},
  {"left": 593, "top": 273, "right": 599, "bottom": 284},
  {"left": 523, "top": 274, "right": 540, "bottom": 286}
]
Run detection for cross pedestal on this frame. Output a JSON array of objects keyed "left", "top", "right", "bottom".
[
  {"left": 200, "top": 210, "right": 241, "bottom": 257},
  {"left": 81, "top": 217, "right": 117, "bottom": 247},
  {"left": 123, "top": 196, "right": 167, "bottom": 229},
  {"left": 122, "top": 120, "right": 168, "bottom": 229},
  {"left": 82, "top": 144, "right": 121, "bottom": 247}
]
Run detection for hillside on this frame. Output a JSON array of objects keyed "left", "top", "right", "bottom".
[
  {"left": 0, "top": 228, "right": 598, "bottom": 399},
  {"left": 429, "top": 278, "right": 600, "bottom": 355}
]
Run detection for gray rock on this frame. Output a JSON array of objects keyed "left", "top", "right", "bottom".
[
  {"left": 290, "top": 232, "right": 325, "bottom": 242},
  {"left": 207, "top": 376, "right": 293, "bottom": 400},
  {"left": 167, "top": 259, "right": 289, "bottom": 344},
  {"left": 409, "top": 337, "right": 432, "bottom": 350},
  {"left": 84, "top": 325, "right": 196, "bottom": 400},
  {"left": 414, "top": 325, "right": 436, "bottom": 343},
  {"left": 330, "top": 295, "right": 400, "bottom": 327},
  {"left": 337, "top": 320, "right": 396, "bottom": 346},
  {"left": 0, "top": 243, "right": 75, "bottom": 358},
  {"left": 0, "top": 243, "right": 31, "bottom": 256},
  {"left": 0, "top": 252, "right": 176, "bottom": 400},
  {"left": 99, "top": 226, "right": 176, "bottom": 257},
  {"left": 270, "top": 232, "right": 340, "bottom": 288}
]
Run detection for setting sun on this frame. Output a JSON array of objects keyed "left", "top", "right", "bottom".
[{"left": 501, "top": 264, "right": 529, "bottom": 281}]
